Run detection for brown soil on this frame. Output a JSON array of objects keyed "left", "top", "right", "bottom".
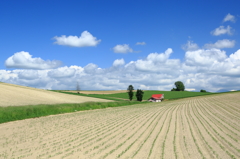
[{"left": 0, "top": 92, "right": 239, "bottom": 158}]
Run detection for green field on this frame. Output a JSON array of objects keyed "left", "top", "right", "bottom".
[
  {"left": 0, "top": 101, "right": 147, "bottom": 124},
  {"left": 102, "top": 90, "right": 215, "bottom": 100},
  {"left": 2, "top": 90, "right": 239, "bottom": 124},
  {"left": 58, "top": 90, "right": 215, "bottom": 101}
]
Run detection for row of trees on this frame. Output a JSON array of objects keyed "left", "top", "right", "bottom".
[{"left": 127, "top": 85, "right": 144, "bottom": 101}]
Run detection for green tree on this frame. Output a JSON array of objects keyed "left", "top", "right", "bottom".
[
  {"left": 174, "top": 81, "right": 185, "bottom": 91},
  {"left": 127, "top": 85, "right": 134, "bottom": 101},
  {"left": 136, "top": 89, "right": 144, "bottom": 101},
  {"left": 200, "top": 89, "right": 206, "bottom": 92},
  {"left": 171, "top": 88, "right": 177, "bottom": 91}
]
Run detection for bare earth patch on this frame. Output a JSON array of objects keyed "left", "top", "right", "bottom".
[
  {"left": 0, "top": 83, "right": 111, "bottom": 107},
  {"left": 0, "top": 92, "right": 239, "bottom": 158}
]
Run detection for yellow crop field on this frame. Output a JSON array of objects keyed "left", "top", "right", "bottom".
[
  {"left": 0, "top": 92, "right": 239, "bottom": 158},
  {"left": 0, "top": 83, "right": 111, "bottom": 107}
]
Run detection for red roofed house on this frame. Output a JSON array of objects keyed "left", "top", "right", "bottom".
[{"left": 148, "top": 94, "right": 164, "bottom": 102}]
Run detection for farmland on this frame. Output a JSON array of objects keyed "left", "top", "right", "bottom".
[
  {"left": 0, "top": 92, "right": 239, "bottom": 158},
  {"left": 59, "top": 90, "right": 215, "bottom": 101},
  {"left": 62, "top": 90, "right": 132, "bottom": 94},
  {"left": 0, "top": 83, "right": 111, "bottom": 107}
]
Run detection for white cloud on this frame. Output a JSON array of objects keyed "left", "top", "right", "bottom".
[
  {"left": 204, "top": 39, "right": 235, "bottom": 49},
  {"left": 138, "top": 84, "right": 150, "bottom": 90},
  {"left": 136, "top": 42, "right": 146, "bottom": 45},
  {"left": 129, "top": 48, "right": 180, "bottom": 73},
  {"left": 113, "top": 58, "right": 125, "bottom": 67},
  {"left": 2, "top": 49, "right": 240, "bottom": 92},
  {"left": 211, "top": 26, "right": 233, "bottom": 36},
  {"left": 53, "top": 31, "right": 101, "bottom": 47},
  {"left": 83, "top": 63, "right": 99, "bottom": 74},
  {"left": 48, "top": 66, "right": 76, "bottom": 78},
  {"left": 185, "top": 88, "right": 196, "bottom": 91},
  {"left": 223, "top": 13, "right": 236, "bottom": 22},
  {"left": 185, "top": 48, "right": 227, "bottom": 67},
  {"left": 113, "top": 44, "right": 133, "bottom": 53},
  {"left": 5, "top": 51, "right": 62, "bottom": 69},
  {"left": 146, "top": 48, "right": 173, "bottom": 63},
  {"left": 229, "top": 49, "right": 240, "bottom": 62},
  {"left": 182, "top": 41, "right": 199, "bottom": 51},
  {"left": 18, "top": 70, "right": 39, "bottom": 80}
]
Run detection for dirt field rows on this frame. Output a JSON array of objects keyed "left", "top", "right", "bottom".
[
  {"left": 0, "top": 83, "right": 111, "bottom": 107},
  {"left": 0, "top": 93, "right": 239, "bottom": 159}
]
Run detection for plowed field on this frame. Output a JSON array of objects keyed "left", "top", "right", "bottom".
[
  {"left": 0, "top": 92, "right": 239, "bottom": 159},
  {"left": 0, "top": 83, "right": 110, "bottom": 107}
]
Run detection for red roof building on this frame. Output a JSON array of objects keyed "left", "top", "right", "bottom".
[{"left": 148, "top": 94, "right": 164, "bottom": 102}]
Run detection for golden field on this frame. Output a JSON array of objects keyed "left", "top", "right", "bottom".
[{"left": 0, "top": 83, "right": 111, "bottom": 107}]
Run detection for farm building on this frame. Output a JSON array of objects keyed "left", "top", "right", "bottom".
[{"left": 148, "top": 94, "right": 164, "bottom": 102}]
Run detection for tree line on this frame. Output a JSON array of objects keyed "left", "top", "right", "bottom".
[
  {"left": 127, "top": 85, "right": 144, "bottom": 101},
  {"left": 127, "top": 81, "right": 207, "bottom": 101}
]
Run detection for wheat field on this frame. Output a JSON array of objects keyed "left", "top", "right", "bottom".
[
  {"left": 0, "top": 83, "right": 111, "bottom": 107},
  {"left": 0, "top": 91, "right": 239, "bottom": 159}
]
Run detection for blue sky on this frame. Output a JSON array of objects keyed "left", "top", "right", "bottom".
[{"left": 1, "top": 0, "right": 240, "bottom": 92}]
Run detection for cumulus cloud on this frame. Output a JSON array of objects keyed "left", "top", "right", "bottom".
[
  {"left": 146, "top": 48, "right": 173, "bottom": 63},
  {"left": 53, "top": 31, "right": 101, "bottom": 47},
  {"left": 83, "top": 63, "right": 99, "bottom": 74},
  {"left": 2, "top": 48, "right": 240, "bottom": 92},
  {"left": 211, "top": 26, "right": 233, "bottom": 36},
  {"left": 48, "top": 66, "right": 76, "bottom": 78},
  {"left": 136, "top": 42, "right": 146, "bottom": 45},
  {"left": 229, "top": 49, "right": 240, "bottom": 62},
  {"left": 5, "top": 51, "right": 62, "bottom": 69},
  {"left": 182, "top": 41, "right": 199, "bottom": 51},
  {"left": 128, "top": 48, "right": 180, "bottom": 73},
  {"left": 113, "top": 59, "right": 125, "bottom": 67},
  {"left": 223, "top": 13, "right": 236, "bottom": 22},
  {"left": 113, "top": 44, "right": 133, "bottom": 53},
  {"left": 204, "top": 39, "right": 235, "bottom": 49},
  {"left": 185, "top": 48, "right": 227, "bottom": 67},
  {"left": 18, "top": 70, "right": 39, "bottom": 80}
]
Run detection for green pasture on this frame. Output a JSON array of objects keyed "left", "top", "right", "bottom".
[
  {"left": 58, "top": 90, "right": 215, "bottom": 101},
  {"left": 0, "top": 101, "right": 148, "bottom": 124}
]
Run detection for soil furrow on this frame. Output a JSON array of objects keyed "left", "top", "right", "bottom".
[{"left": 1, "top": 92, "right": 240, "bottom": 159}]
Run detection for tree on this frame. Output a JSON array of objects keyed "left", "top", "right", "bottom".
[
  {"left": 136, "top": 89, "right": 144, "bottom": 101},
  {"left": 127, "top": 85, "right": 134, "bottom": 101},
  {"left": 171, "top": 88, "right": 177, "bottom": 91},
  {"left": 174, "top": 81, "right": 185, "bottom": 91},
  {"left": 200, "top": 89, "right": 207, "bottom": 92},
  {"left": 76, "top": 82, "right": 80, "bottom": 94}
]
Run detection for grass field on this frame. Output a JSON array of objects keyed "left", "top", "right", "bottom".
[
  {"left": 59, "top": 90, "right": 215, "bottom": 101},
  {"left": 0, "top": 92, "right": 239, "bottom": 159},
  {"left": 0, "top": 101, "right": 148, "bottom": 124}
]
